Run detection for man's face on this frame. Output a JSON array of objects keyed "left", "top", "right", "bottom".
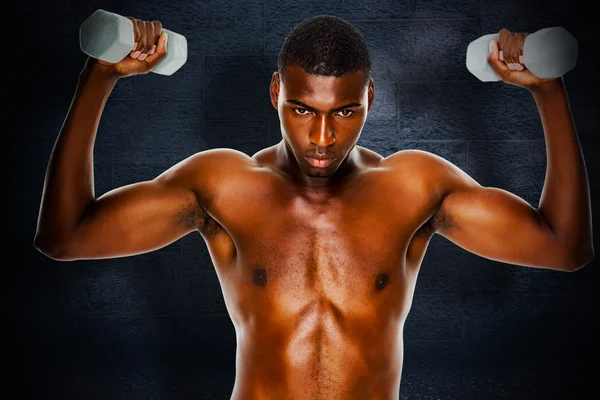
[{"left": 270, "top": 65, "right": 374, "bottom": 178}]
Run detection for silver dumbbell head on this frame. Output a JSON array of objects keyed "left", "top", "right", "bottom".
[
  {"left": 466, "top": 33, "right": 500, "bottom": 82},
  {"left": 80, "top": 9, "right": 134, "bottom": 64},
  {"left": 523, "top": 26, "right": 578, "bottom": 79},
  {"left": 152, "top": 29, "right": 188, "bottom": 76}
]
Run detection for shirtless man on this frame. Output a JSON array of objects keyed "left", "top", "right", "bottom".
[{"left": 34, "top": 15, "right": 593, "bottom": 399}]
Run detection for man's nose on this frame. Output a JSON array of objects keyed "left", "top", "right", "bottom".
[{"left": 309, "top": 117, "right": 336, "bottom": 148}]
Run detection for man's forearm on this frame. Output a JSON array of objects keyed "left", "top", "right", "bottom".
[
  {"left": 533, "top": 78, "right": 594, "bottom": 264},
  {"left": 34, "top": 62, "right": 119, "bottom": 253}
]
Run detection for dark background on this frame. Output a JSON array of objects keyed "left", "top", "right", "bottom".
[{"left": 11, "top": 0, "right": 599, "bottom": 398}]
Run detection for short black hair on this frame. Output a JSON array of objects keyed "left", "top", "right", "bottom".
[{"left": 277, "top": 15, "right": 373, "bottom": 86}]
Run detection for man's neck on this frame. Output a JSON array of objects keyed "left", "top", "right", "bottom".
[{"left": 275, "top": 141, "right": 361, "bottom": 190}]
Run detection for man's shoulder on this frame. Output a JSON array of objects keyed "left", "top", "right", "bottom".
[
  {"left": 381, "top": 149, "right": 447, "bottom": 173},
  {"left": 194, "top": 147, "right": 255, "bottom": 161},
  {"left": 168, "top": 148, "right": 258, "bottom": 205},
  {"left": 380, "top": 149, "right": 465, "bottom": 195},
  {"left": 186, "top": 148, "right": 258, "bottom": 173},
  {"left": 382, "top": 149, "right": 475, "bottom": 200}
]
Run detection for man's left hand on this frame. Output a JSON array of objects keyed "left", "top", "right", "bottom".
[{"left": 488, "top": 28, "right": 560, "bottom": 91}]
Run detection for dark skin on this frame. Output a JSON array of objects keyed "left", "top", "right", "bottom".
[{"left": 34, "top": 18, "right": 594, "bottom": 399}]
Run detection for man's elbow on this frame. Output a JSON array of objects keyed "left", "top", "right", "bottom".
[
  {"left": 563, "top": 248, "right": 595, "bottom": 272},
  {"left": 33, "top": 236, "right": 70, "bottom": 262}
]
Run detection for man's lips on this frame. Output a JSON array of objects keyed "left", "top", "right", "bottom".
[{"left": 305, "top": 156, "right": 335, "bottom": 168}]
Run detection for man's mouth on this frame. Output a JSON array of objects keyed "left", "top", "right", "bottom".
[{"left": 305, "top": 157, "right": 335, "bottom": 168}]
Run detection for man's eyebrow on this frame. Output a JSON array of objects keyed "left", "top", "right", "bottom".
[{"left": 286, "top": 99, "right": 362, "bottom": 112}]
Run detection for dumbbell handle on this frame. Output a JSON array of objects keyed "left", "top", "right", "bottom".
[
  {"left": 466, "top": 26, "right": 578, "bottom": 82},
  {"left": 80, "top": 9, "right": 187, "bottom": 76}
]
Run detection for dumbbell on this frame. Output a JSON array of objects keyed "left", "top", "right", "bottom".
[
  {"left": 466, "top": 26, "right": 578, "bottom": 82},
  {"left": 79, "top": 9, "right": 188, "bottom": 76}
]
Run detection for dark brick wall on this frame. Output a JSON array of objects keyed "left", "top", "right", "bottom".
[{"left": 12, "top": 0, "right": 598, "bottom": 398}]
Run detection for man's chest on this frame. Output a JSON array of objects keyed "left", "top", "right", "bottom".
[{"left": 197, "top": 166, "right": 439, "bottom": 290}]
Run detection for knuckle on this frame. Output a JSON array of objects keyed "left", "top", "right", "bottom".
[{"left": 145, "top": 32, "right": 154, "bottom": 51}]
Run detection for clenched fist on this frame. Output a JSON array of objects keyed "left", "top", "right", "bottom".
[
  {"left": 488, "top": 28, "right": 559, "bottom": 91},
  {"left": 86, "top": 17, "right": 168, "bottom": 78}
]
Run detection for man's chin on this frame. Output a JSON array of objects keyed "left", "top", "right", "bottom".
[{"left": 304, "top": 170, "right": 332, "bottom": 177}]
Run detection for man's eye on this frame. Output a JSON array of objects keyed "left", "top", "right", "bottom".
[
  {"left": 294, "top": 108, "right": 309, "bottom": 115},
  {"left": 293, "top": 108, "right": 355, "bottom": 117}
]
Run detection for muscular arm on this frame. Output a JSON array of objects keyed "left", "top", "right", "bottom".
[
  {"left": 404, "top": 80, "right": 594, "bottom": 271},
  {"left": 49, "top": 153, "right": 209, "bottom": 260},
  {"left": 33, "top": 61, "right": 233, "bottom": 260}
]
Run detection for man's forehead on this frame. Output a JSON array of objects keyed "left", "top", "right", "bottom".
[{"left": 281, "top": 66, "right": 367, "bottom": 98}]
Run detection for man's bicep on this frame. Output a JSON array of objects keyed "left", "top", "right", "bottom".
[
  {"left": 59, "top": 149, "right": 237, "bottom": 261},
  {"left": 73, "top": 180, "right": 201, "bottom": 258},
  {"left": 428, "top": 155, "right": 567, "bottom": 270}
]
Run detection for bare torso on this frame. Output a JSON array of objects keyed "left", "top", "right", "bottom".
[{"left": 195, "top": 145, "right": 441, "bottom": 399}]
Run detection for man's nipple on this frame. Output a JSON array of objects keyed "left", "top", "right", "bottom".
[
  {"left": 375, "top": 273, "right": 389, "bottom": 291},
  {"left": 253, "top": 268, "right": 267, "bottom": 286}
]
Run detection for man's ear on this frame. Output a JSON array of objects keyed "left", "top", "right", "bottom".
[
  {"left": 270, "top": 72, "right": 280, "bottom": 110},
  {"left": 367, "top": 78, "right": 374, "bottom": 112}
]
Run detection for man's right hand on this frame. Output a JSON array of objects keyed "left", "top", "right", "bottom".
[{"left": 86, "top": 17, "right": 168, "bottom": 78}]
